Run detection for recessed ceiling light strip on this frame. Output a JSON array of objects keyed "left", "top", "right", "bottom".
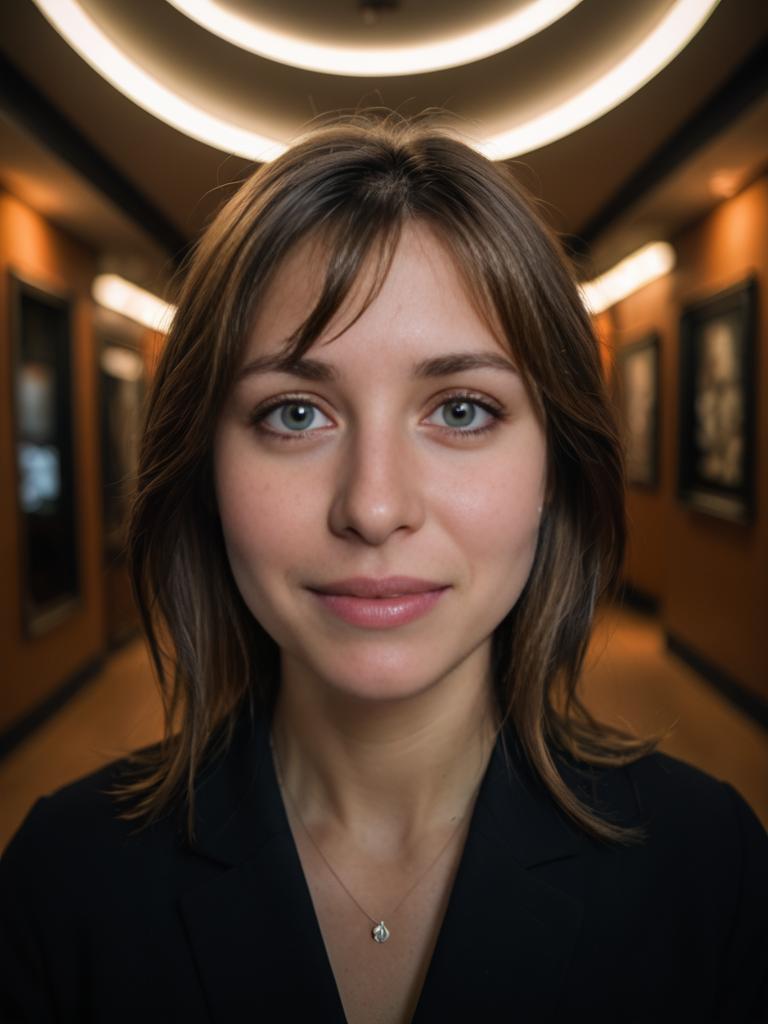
[
  {"left": 164, "top": 0, "right": 584, "bottom": 76},
  {"left": 580, "top": 241, "right": 676, "bottom": 315},
  {"left": 93, "top": 273, "right": 176, "bottom": 332},
  {"left": 32, "top": 0, "right": 719, "bottom": 161}
]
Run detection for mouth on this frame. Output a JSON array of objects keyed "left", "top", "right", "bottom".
[
  {"left": 309, "top": 576, "right": 450, "bottom": 599},
  {"left": 308, "top": 585, "right": 449, "bottom": 629}
]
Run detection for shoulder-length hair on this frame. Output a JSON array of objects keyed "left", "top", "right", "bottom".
[{"left": 116, "top": 109, "right": 666, "bottom": 845}]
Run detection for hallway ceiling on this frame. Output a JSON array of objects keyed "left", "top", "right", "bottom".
[{"left": 0, "top": 0, "right": 766, "bottom": 299}]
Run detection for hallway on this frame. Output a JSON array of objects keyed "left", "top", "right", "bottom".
[{"left": 2, "top": 602, "right": 766, "bottom": 851}]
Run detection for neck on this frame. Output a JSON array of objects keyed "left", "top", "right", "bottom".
[{"left": 270, "top": 652, "right": 500, "bottom": 853}]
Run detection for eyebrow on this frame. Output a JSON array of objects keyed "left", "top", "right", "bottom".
[{"left": 236, "top": 351, "right": 519, "bottom": 382}]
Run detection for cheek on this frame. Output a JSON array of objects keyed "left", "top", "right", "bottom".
[
  {"left": 433, "top": 437, "right": 546, "bottom": 594},
  {"left": 217, "top": 475, "right": 307, "bottom": 570},
  {"left": 213, "top": 437, "right": 315, "bottom": 645},
  {"left": 445, "top": 486, "right": 540, "bottom": 575},
  {"left": 439, "top": 433, "right": 545, "bottom": 531},
  {"left": 213, "top": 432, "right": 287, "bottom": 572}
]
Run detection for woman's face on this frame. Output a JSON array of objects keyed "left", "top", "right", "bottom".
[{"left": 213, "top": 221, "right": 547, "bottom": 706}]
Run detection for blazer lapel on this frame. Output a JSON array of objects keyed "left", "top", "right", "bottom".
[
  {"left": 177, "top": 710, "right": 346, "bottom": 1021},
  {"left": 178, "top": 710, "right": 586, "bottom": 1022},
  {"left": 413, "top": 728, "right": 587, "bottom": 1020}
]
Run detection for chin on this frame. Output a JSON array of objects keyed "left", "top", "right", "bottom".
[
  {"left": 283, "top": 645, "right": 450, "bottom": 706},
  {"left": 329, "top": 676, "right": 437, "bottom": 705}
]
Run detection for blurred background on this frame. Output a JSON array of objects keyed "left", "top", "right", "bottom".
[{"left": 0, "top": 0, "right": 767, "bottom": 850}]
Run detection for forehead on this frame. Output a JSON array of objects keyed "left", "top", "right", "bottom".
[{"left": 244, "top": 220, "right": 508, "bottom": 362}]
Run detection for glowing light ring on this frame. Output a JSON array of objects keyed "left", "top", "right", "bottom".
[
  {"left": 164, "top": 0, "right": 584, "bottom": 76},
  {"left": 477, "top": 0, "right": 720, "bottom": 159},
  {"left": 32, "top": 0, "right": 719, "bottom": 161},
  {"left": 32, "top": 0, "right": 284, "bottom": 162}
]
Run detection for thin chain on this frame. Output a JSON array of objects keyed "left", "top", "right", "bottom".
[{"left": 270, "top": 734, "right": 483, "bottom": 929}]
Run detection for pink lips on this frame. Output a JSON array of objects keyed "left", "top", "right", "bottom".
[{"left": 308, "top": 576, "right": 450, "bottom": 629}]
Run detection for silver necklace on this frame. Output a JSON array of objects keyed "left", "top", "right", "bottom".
[{"left": 270, "top": 734, "right": 481, "bottom": 944}]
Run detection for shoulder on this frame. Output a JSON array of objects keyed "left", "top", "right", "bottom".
[
  {"left": 1, "top": 745, "right": 182, "bottom": 899},
  {"left": 0, "top": 744, "right": 230, "bottom": 1020},
  {"left": 2, "top": 711, "right": 260, "bottom": 886},
  {"left": 554, "top": 743, "right": 768, "bottom": 905},
  {"left": 559, "top": 743, "right": 765, "bottom": 841},
  {"left": 624, "top": 749, "right": 768, "bottom": 877},
  {"left": 557, "top": 745, "right": 768, "bottom": 919},
  {"left": 0, "top": 743, "right": 197, "bottom": 1013},
  {"left": 557, "top": 748, "right": 768, "bottom": 1015}
]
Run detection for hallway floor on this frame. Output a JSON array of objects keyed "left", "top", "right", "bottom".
[{"left": 1, "top": 603, "right": 766, "bottom": 851}]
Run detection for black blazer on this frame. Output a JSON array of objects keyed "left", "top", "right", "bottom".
[{"left": 1, "top": 710, "right": 767, "bottom": 1023}]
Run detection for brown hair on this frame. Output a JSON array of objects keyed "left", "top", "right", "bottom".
[{"left": 117, "top": 108, "right": 667, "bottom": 845}]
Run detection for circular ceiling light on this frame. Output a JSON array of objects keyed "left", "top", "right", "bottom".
[
  {"left": 33, "top": 0, "right": 285, "bottom": 162},
  {"left": 32, "top": 0, "right": 721, "bottom": 162},
  {"left": 164, "top": 0, "right": 584, "bottom": 76},
  {"left": 477, "top": 0, "right": 721, "bottom": 159}
]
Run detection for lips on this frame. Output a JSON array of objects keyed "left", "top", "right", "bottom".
[
  {"left": 309, "top": 576, "right": 449, "bottom": 599},
  {"left": 307, "top": 577, "right": 451, "bottom": 628}
]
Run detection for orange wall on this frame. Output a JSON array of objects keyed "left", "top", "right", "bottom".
[
  {"left": 607, "top": 176, "right": 768, "bottom": 700},
  {"left": 0, "top": 192, "right": 105, "bottom": 730}
]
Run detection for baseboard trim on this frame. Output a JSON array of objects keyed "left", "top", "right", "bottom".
[
  {"left": 0, "top": 657, "right": 104, "bottom": 763},
  {"left": 666, "top": 633, "right": 768, "bottom": 732}
]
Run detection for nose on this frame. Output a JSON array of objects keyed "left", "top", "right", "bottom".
[{"left": 327, "top": 419, "right": 426, "bottom": 545}]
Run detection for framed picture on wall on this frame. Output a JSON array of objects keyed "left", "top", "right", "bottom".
[
  {"left": 9, "top": 272, "right": 81, "bottom": 637},
  {"left": 677, "top": 276, "right": 757, "bottom": 524},
  {"left": 100, "top": 342, "right": 146, "bottom": 557},
  {"left": 614, "top": 333, "right": 660, "bottom": 489}
]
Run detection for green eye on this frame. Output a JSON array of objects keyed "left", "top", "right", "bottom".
[
  {"left": 255, "top": 401, "right": 333, "bottom": 436},
  {"left": 426, "top": 396, "right": 500, "bottom": 436},
  {"left": 279, "top": 403, "right": 316, "bottom": 430},
  {"left": 440, "top": 400, "right": 479, "bottom": 428}
]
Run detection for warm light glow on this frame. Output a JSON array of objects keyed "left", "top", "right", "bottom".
[
  {"left": 478, "top": 0, "right": 720, "bottom": 159},
  {"left": 580, "top": 242, "right": 676, "bottom": 314},
  {"left": 100, "top": 345, "right": 145, "bottom": 381},
  {"left": 32, "top": 0, "right": 719, "bottom": 161},
  {"left": 165, "top": 0, "right": 583, "bottom": 76},
  {"left": 709, "top": 169, "right": 743, "bottom": 199},
  {"left": 92, "top": 274, "right": 176, "bottom": 333}
]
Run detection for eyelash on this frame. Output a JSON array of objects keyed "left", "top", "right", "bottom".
[{"left": 248, "top": 390, "right": 507, "bottom": 443}]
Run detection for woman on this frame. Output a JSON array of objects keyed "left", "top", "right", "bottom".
[{"left": 1, "top": 111, "right": 766, "bottom": 1023}]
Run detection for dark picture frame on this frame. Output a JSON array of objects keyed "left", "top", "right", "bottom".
[
  {"left": 677, "top": 276, "right": 757, "bottom": 524},
  {"left": 614, "top": 332, "right": 660, "bottom": 489},
  {"left": 9, "top": 271, "right": 81, "bottom": 637}
]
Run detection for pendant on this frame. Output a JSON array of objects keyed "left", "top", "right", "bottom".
[{"left": 372, "top": 921, "right": 390, "bottom": 943}]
